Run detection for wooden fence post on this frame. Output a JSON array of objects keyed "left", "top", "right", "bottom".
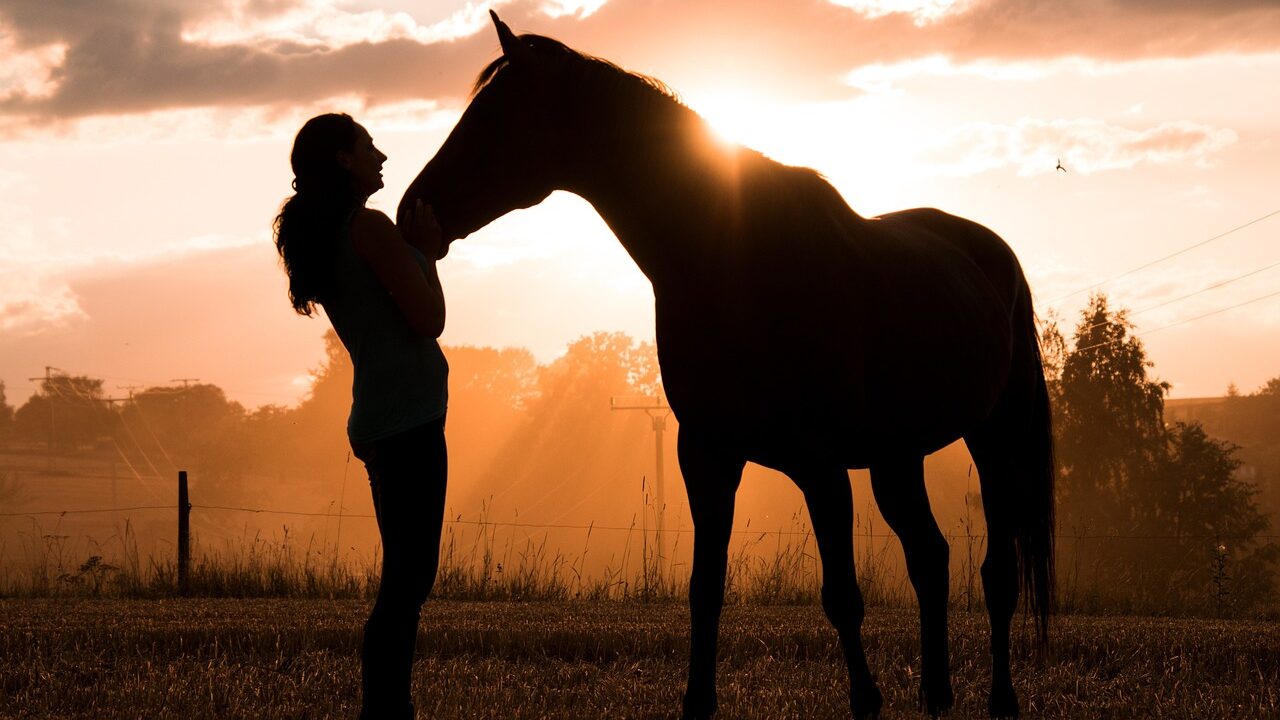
[{"left": 178, "top": 470, "right": 190, "bottom": 595}]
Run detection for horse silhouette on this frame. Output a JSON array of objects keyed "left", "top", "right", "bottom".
[{"left": 401, "top": 12, "right": 1054, "bottom": 719}]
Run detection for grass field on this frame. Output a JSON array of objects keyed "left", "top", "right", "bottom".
[{"left": 2, "top": 599, "right": 1277, "bottom": 719}]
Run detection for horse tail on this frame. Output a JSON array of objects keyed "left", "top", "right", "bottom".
[{"left": 1013, "top": 281, "right": 1056, "bottom": 644}]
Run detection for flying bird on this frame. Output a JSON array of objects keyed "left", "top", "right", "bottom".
[{"left": 1056, "top": 158, "right": 1067, "bottom": 173}]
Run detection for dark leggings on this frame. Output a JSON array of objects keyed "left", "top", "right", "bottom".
[{"left": 351, "top": 416, "right": 447, "bottom": 720}]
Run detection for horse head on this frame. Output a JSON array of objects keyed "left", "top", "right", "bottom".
[{"left": 399, "top": 12, "right": 564, "bottom": 250}]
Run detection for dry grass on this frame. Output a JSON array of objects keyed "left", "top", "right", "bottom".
[
  {"left": 0, "top": 510, "right": 846, "bottom": 605},
  {"left": 1, "top": 599, "right": 1276, "bottom": 719}
]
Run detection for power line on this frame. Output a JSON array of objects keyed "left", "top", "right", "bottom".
[
  {"left": 54, "top": 376, "right": 172, "bottom": 484},
  {"left": 17, "top": 366, "right": 302, "bottom": 404},
  {"left": 116, "top": 404, "right": 167, "bottom": 480},
  {"left": 1072, "top": 256, "right": 1280, "bottom": 336},
  {"left": 1139, "top": 287, "right": 1280, "bottom": 337},
  {"left": 1047, "top": 207, "right": 1280, "bottom": 306},
  {"left": 110, "top": 437, "right": 149, "bottom": 482},
  {"left": 129, "top": 400, "right": 179, "bottom": 473},
  {"left": 1074, "top": 287, "right": 1280, "bottom": 354},
  {"left": 0, "top": 505, "right": 170, "bottom": 517},
  {"left": 195, "top": 503, "right": 371, "bottom": 519}
]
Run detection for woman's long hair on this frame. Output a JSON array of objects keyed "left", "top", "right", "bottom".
[{"left": 273, "top": 113, "right": 360, "bottom": 316}]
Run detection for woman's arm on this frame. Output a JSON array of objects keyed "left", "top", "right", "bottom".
[
  {"left": 351, "top": 206, "right": 446, "bottom": 338},
  {"left": 398, "top": 199, "right": 447, "bottom": 314}
]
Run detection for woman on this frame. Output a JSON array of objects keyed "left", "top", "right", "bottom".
[{"left": 274, "top": 113, "right": 448, "bottom": 720}]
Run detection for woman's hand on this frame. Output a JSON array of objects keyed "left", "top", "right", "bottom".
[
  {"left": 400, "top": 199, "right": 446, "bottom": 260},
  {"left": 354, "top": 208, "right": 446, "bottom": 338}
]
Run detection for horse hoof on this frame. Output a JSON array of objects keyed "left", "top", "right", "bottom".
[
  {"left": 851, "top": 684, "right": 884, "bottom": 720},
  {"left": 988, "top": 685, "right": 1019, "bottom": 718},
  {"left": 681, "top": 692, "right": 717, "bottom": 720},
  {"left": 919, "top": 681, "right": 955, "bottom": 717}
]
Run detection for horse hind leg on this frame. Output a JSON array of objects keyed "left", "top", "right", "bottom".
[
  {"left": 966, "top": 316, "right": 1056, "bottom": 719},
  {"left": 967, "top": 440, "right": 1018, "bottom": 712},
  {"left": 967, "top": 407, "right": 1059, "bottom": 712},
  {"left": 869, "top": 457, "right": 954, "bottom": 717},
  {"left": 967, "top": 430, "right": 1022, "bottom": 718},
  {"left": 794, "top": 467, "right": 882, "bottom": 720}
]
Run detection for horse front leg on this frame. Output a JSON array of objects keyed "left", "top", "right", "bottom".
[{"left": 678, "top": 428, "right": 745, "bottom": 720}]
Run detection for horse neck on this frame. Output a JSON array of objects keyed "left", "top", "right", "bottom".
[{"left": 563, "top": 104, "right": 744, "bottom": 283}]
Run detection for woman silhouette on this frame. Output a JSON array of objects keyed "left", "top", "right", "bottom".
[{"left": 274, "top": 113, "right": 449, "bottom": 720}]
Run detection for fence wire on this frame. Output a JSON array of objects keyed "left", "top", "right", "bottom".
[{"left": 2, "top": 502, "right": 1277, "bottom": 541}]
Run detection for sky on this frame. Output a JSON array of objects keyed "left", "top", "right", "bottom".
[{"left": 2, "top": 0, "right": 1279, "bottom": 409}]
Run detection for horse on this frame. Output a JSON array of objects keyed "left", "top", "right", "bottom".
[{"left": 401, "top": 12, "right": 1054, "bottom": 719}]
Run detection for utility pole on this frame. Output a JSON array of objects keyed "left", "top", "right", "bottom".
[
  {"left": 103, "top": 393, "right": 131, "bottom": 513},
  {"left": 611, "top": 393, "right": 672, "bottom": 566},
  {"left": 28, "top": 366, "right": 60, "bottom": 473},
  {"left": 170, "top": 378, "right": 199, "bottom": 389}
]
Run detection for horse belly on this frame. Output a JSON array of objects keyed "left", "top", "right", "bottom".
[
  {"left": 655, "top": 262, "right": 1010, "bottom": 466},
  {"left": 858, "top": 292, "right": 1011, "bottom": 456}
]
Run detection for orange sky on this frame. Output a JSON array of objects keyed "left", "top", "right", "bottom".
[{"left": 2, "top": 0, "right": 1279, "bottom": 408}]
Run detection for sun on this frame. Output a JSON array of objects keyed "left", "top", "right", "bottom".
[
  {"left": 682, "top": 87, "right": 777, "bottom": 150},
  {"left": 679, "top": 86, "right": 852, "bottom": 172}
]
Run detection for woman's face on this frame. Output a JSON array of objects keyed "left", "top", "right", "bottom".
[{"left": 340, "top": 123, "right": 387, "bottom": 198}]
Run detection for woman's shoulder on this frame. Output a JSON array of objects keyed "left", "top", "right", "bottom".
[
  {"left": 349, "top": 208, "right": 400, "bottom": 251},
  {"left": 348, "top": 207, "right": 407, "bottom": 269},
  {"left": 350, "top": 207, "right": 394, "bottom": 232}
]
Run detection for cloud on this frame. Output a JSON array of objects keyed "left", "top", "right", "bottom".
[
  {"left": 0, "top": 0, "right": 501, "bottom": 121},
  {"left": 0, "top": 239, "right": 328, "bottom": 407},
  {"left": 0, "top": 203, "right": 654, "bottom": 406},
  {"left": 829, "top": 0, "right": 975, "bottom": 26},
  {"left": 940, "top": 0, "right": 1280, "bottom": 60},
  {"left": 0, "top": 280, "right": 86, "bottom": 334},
  {"left": 1, "top": 0, "right": 1278, "bottom": 122},
  {"left": 922, "top": 117, "right": 1238, "bottom": 176},
  {"left": 181, "top": 0, "right": 508, "bottom": 49},
  {"left": 540, "top": 0, "right": 609, "bottom": 20},
  {"left": 0, "top": 27, "right": 64, "bottom": 101},
  {"left": 0, "top": 241, "right": 242, "bottom": 336},
  {"left": 844, "top": 54, "right": 1122, "bottom": 94}
]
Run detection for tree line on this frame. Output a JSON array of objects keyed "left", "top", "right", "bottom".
[
  {"left": 0, "top": 332, "right": 662, "bottom": 524},
  {"left": 1044, "top": 294, "right": 1278, "bottom": 611},
  {"left": 0, "top": 295, "right": 1276, "bottom": 611}
]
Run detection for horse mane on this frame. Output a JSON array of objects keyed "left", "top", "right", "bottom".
[
  {"left": 473, "top": 33, "right": 859, "bottom": 219},
  {"left": 472, "top": 34, "right": 674, "bottom": 100}
]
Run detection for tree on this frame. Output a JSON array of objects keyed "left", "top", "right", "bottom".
[
  {"left": 462, "top": 332, "right": 663, "bottom": 525},
  {"left": 444, "top": 345, "right": 540, "bottom": 490},
  {"left": 1054, "top": 294, "right": 1168, "bottom": 534},
  {"left": 13, "top": 373, "right": 114, "bottom": 452},
  {"left": 255, "top": 329, "right": 355, "bottom": 487},
  {"left": 116, "top": 383, "right": 246, "bottom": 481},
  {"left": 447, "top": 346, "right": 540, "bottom": 412},
  {"left": 533, "top": 331, "right": 660, "bottom": 408},
  {"left": 1218, "top": 376, "right": 1280, "bottom": 527},
  {"left": 0, "top": 381, "right": 13, "bottom": 445},
  {"left": 1152, "top": 423, "right": 1259, "bottom": 543},
  {"left": 1050, "top": 294, "right": 1276, "bottom": 610}
]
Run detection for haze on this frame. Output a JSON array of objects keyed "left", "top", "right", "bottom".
[{"left": 3, "top": 0, "right": 1279, "bottom": 406}]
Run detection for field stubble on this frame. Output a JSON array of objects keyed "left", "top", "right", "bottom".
[{"left": 1, "top": 599, "right": 1276, "bottom": 720}]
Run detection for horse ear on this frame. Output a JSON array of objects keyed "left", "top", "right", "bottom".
[{"left": 490, "top": 10, "right": 530, "bottom": 64}]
